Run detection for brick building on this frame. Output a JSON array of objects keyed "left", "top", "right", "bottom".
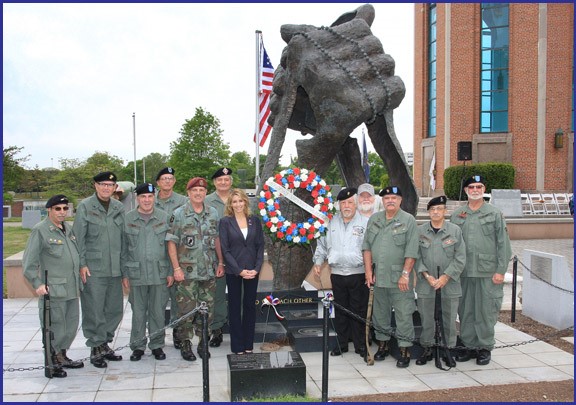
[{"left": 413, "top": 3, "right": 573, "bottom": 196}]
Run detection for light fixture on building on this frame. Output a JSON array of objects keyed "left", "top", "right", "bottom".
[{"left": 554, "top": 128, "right": 564, "bottom": 149}]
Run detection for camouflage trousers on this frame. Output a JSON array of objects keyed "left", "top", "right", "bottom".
[{"left": 175, "top": 278, "right": 216, "bottom": 342}]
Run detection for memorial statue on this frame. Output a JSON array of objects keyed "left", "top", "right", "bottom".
[{"left": 261, "top": 4, "right": 417, "bottom": 290}]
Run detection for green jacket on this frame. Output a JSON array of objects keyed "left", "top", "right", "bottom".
[
  {"left": 23, "top": 219, "right": 81, "bottom": 300},
  {"left": 154, "top": 190, "right": 188, "bottom": 216},
  {"left": 166, "top": 201, "right": 220, "bottom": 281},
  {"left": 416, "top": 221, "right": 466, "bottom": 298},
  {"left": 362, "top": 209, "right": 419, "bottom": 288},
  {"left": 450, "top": 202, "right": 512, "bottom": 277},
  {"left": 205, "top": 191, "right": 226, "bottom": 219},
  {"left": 72, "top": 194, "right": 124, "bottom": 277},
  {"left": 122, "top": 208, "right": 171, "bottom": 286}
]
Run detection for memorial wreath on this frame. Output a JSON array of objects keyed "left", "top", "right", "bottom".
[{"left": 258, "top": 168, "right": 335, "bottom": 245}]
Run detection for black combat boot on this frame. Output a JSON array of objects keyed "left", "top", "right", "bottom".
[
  {"left": 374, "top": 341, "right": 389, "bottom": 361},
  {"left": 101, "top": 343, "right": 122, "bottom": 361},
  {"left": 180, "top": 340, "right": 197, "bottom": 361},
  {"left": 476, "top": 349, "right": 491, "bottom": 365},
  {"left": 50, "top": 353, "right": 67, "bottom": 378},
  {"left": 209, "top": 329, "right": 223, "bottom": 347},
  {"left": 90, "top": 346, "right": 107, "bottom": 368},
  {"left": 58, "top": 350, "right": 84, "bottom": 368},
  {"left": 396, "top": 347, "right": 411, "bottom": 368},
  {"left": 416, "top": 347, "right": 433, "bottom": 365}
]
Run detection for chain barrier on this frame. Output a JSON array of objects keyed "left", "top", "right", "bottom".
[
  {"left": 3, "top": 303, "right": 207, "bottom": 374},
  {"left": 516, "top": 257, "right": 574, "bottom": 295},
  {"left": 321, "top": 296, "right": 574, "bottom": 355}
]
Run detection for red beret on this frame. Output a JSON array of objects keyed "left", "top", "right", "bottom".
[{"left": 186, "top": 177, "right": 208, "bottom": 190}]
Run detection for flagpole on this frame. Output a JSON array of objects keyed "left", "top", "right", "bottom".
[
  {"left": 132, "top": 112, "right": 137, "bottom": 185},
  {"left": 254, "top": 30, "right": 262, "bottom": 191}
]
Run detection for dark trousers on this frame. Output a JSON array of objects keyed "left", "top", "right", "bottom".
[
  {"left": 226, "top": 273, "right": 259, "bottom": 353},
  {"left": 330, "top": 273, "right": 369, "bottom": 351}
]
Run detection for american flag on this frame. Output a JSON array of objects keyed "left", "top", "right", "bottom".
[{"left": 254, "top": 43, "right": 274, "bottom": 147}]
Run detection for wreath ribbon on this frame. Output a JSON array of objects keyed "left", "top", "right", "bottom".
[{"left": 260, "top": 294, "right": 285, "bottom": 321}]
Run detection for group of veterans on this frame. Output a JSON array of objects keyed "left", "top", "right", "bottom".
[
  {"left": 313, "top": 175, "right": 511, "bottom": 368},
  {"left": 24, "top": 168, "right": 510, "bottom": 378},
  {"left": 23, "top": 166, "right": 263, "bottom": 378}
]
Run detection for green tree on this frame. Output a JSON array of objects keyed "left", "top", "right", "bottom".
[
  {"left": 84, "top": 151, "right": 125, "bottom": 175},
  {"left": 367, "top": 152, "right": 388, "bottom": 189},
  {"left": 3, "top": 145, "right": 29, "bottom": 192},
  {"left": 120, "top": 152, "right": 169, "bottom": 184},
  {"left": 230, "top": 151, "right": 255, "bottom": 189},
  {"left": 168, "top": 107, "right": 231, "bottom": 194}
]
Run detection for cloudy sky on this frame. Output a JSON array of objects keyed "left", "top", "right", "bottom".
[{"left": 3, "top": 3, "right": 414, "bottom": 170}]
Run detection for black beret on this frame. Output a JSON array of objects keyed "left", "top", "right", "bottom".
[
  {"left": 337, "top": 187, "right": 357, "bottom": 201},
  {"left": 135, "top": 183, "right": 156, "bottom": 195},
  {"left": 211, "top": 167, "right": 233, "bottom": 179},
  {"left": 46, "top": 194, "right": 69, "bottom": 208},
  {"left": 427, "top": 195, "right": 447, "bottom": 210},
  {"left": 379, "top": 186, "right": 402, "bottom": 197},
  {"left": 93, "top": 171, "right": 117, "bottom": 183},
  {"left": 156, "top": 167, "right": 175, "bottom": 181},
  {"left": 463, "top": 175, "right": 485, "bottom": 188}
]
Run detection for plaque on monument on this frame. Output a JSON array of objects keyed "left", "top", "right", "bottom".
[
  {"left": 490, "top": 189, "right": 523, "bottom": 217},
  {"left": 228, "top": 351, "right": 306, "bottom": 401}
]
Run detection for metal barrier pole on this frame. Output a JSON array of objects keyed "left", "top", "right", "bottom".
[
  {"left": 321, "top": 298, "right": 330, "bottom": 402},
  {"left": 201, "top": 305, "right": 210, "bottom": 402},
  {"left": 511, "top": 256, "right": 518, "bottom": 323}
]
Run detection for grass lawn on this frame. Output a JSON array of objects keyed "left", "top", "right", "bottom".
[{"left": 3, "top": 226, "right": 31, "bottom": 297}]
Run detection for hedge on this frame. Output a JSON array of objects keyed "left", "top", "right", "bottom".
[{"left": 443, "top": 163, "right": 515, "bottom": 200}]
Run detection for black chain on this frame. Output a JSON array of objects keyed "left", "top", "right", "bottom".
[
  {"left": 516, "top": 257, "right": 574, "bottom": 295},
  {"left": 3, "top": 303, "right": 208, "bottom": 374}
]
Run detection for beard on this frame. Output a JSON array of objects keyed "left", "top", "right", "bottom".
[{"left": 358, "top": 201, "right": 375, "bottom": 214}]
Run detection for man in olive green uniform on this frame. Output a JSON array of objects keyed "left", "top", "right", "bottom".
[
  {"left": 23, "top": 194, "right": 84, "bottom": 378},
  {"left": 450, "top": 175, "right": 512, "bottom": 366},
  {"left": 122, "top": 183, "right": 173, "bottom": 361},
  {"left": 363, "top": 186, "right": 419, "bottom": 368},
  {"left": 415, "top": 195, "right": 466, "bottom": 367},
  {"left": 155, "top": 167, "right": 188, "bottom": 349},
  {"left": 166, "top": 177, "right": 225, "bottom": 361},
  {"left": 204, "top": 167, "right": 233, "bottom": 347},
  {"left": 73, "top": 171, "right": 125, "bottom": 368}
]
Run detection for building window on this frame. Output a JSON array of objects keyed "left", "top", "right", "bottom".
[
  {"left": 480, "top": 3, "right": 509, "bottom": 133},
  {"left": 427, "top": 4, "right": 437, "bottom": 138}
]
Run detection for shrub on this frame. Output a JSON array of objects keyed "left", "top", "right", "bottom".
[{"left": 443, "top": 163, "right": 515, "bottom": 199}]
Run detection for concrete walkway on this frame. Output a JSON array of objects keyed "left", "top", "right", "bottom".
[{"left": 3, "top": 237, "right": 573, "bottom": 401}]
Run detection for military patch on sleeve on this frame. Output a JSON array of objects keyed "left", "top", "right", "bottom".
[
  {"left": 185, "top": 235, "right": 195, "bottom": 247},
  {"left": 170, "top": 215, "right": 175, "bottom": 224}
]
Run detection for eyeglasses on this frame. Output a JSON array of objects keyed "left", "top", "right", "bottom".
[
  {"left": 467, "top": 185, "right": 484, "bottom": 190},
  {"left": 159, "top": 177, "right": 175, "bottom": 182},
  {"left": 429, "top": 206, "right": 446, "bottom": 212},
  {"left": 96, "top": 182, "right": 116, "bottom": 188},
  {"left": 52, "top": 206, "right": 69, "bottom": 212}
]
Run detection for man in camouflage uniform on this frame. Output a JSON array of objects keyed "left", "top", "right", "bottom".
[
  {"left": 73, "top": 171, "right": 124, "bottom": 368},
  {"left": 204, "top": 167, "right": 233, "bottom": 347},
  {"left": 122, "top": 183, "right": 173, "bottom": 361},
  {"left": 155, "top": 167, "right": 188, "bottom": 349},
  {"left": 450, "top": 175, "right": 512, "bottom": 366},
  {"left": 166, "top": 177, "right": 225, "bottom": 361},
  {"left": 362, "top": 186, "right": 419, "bottom": 368}
]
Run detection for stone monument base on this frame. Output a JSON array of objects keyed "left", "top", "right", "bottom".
[{"left": 227, "top": 351, "right": 306, "bottom": 401}]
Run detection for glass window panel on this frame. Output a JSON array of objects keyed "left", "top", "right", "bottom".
[
  {"left": 481, "top": 31, "right": 492, "bottom": 48},
  {"left": 481, "top": 78, "right": 492, "bottom": 91},
  {"left": 492, "top": 112, "right": 508, "bottom": 132},
  {"left": 430, "top": 24, "right": 436, "bottom": 40},
  {"left": 492, "top": 90, "right": 508, "bottom": 110},
  {"left": 430, "top": 61, "right": 436, "bottom": 77},
  {"left": 482, "top": 94, "right": 492, "bottom": 110},
  {"left": 429, "top": 117, "right": 436, "bottom": 137},
  {"left": 429, "top": 79, "right": 436, "bottom": 94},
  {"left": 429, "top": 42, "right": 436, "bottom": 60},
  {"left": 480, "top": 113, "right": 491, "bottom": 133},
  {"left": 481, "top": 49, "right": 492, "bottom": 63}
]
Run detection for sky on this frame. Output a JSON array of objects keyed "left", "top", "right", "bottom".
[{"left": 3, "top": 2, "right": 415, "bottom": 171}]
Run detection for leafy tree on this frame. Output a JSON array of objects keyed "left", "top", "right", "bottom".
[
  {"left": 367, "top": 152, "right": 388, "bottom": 189},
  {"left": 230, "top": 151, "right": 255, "bottom": 189},
  {"left": 84, "top": 151, "right": 125, "bottom": 175},
  {"left": 168, "top": 107, "right": 231, "bottom": 194},
  {"left": 120, "top": 152, "right": 169, "bottom": 184},
  {"left": 3, "top": 145, "right": 29, "bottom": 192}
]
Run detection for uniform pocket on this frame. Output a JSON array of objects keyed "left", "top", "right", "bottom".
[
  {"left": 125, "top": 261, "right": 141, "bottom": 280},
  {"left": 477, "top": 253, "right": 497, "bottom": 273},
  {"left": 48, "top": 277, "right": 67, "bottom": 298}
]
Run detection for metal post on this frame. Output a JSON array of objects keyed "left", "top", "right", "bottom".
[
  {"left": 511, "top": 255, "right": 518, "bottom": 323},
  {"left": 321, "top": 298, "right": 330, "bottom": 402},
  {"left": 132, "top": 112, "right": 137, "bottom": 185},
  {"left": 201, "top": 306, "right": 210, "bottom": 402}
]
